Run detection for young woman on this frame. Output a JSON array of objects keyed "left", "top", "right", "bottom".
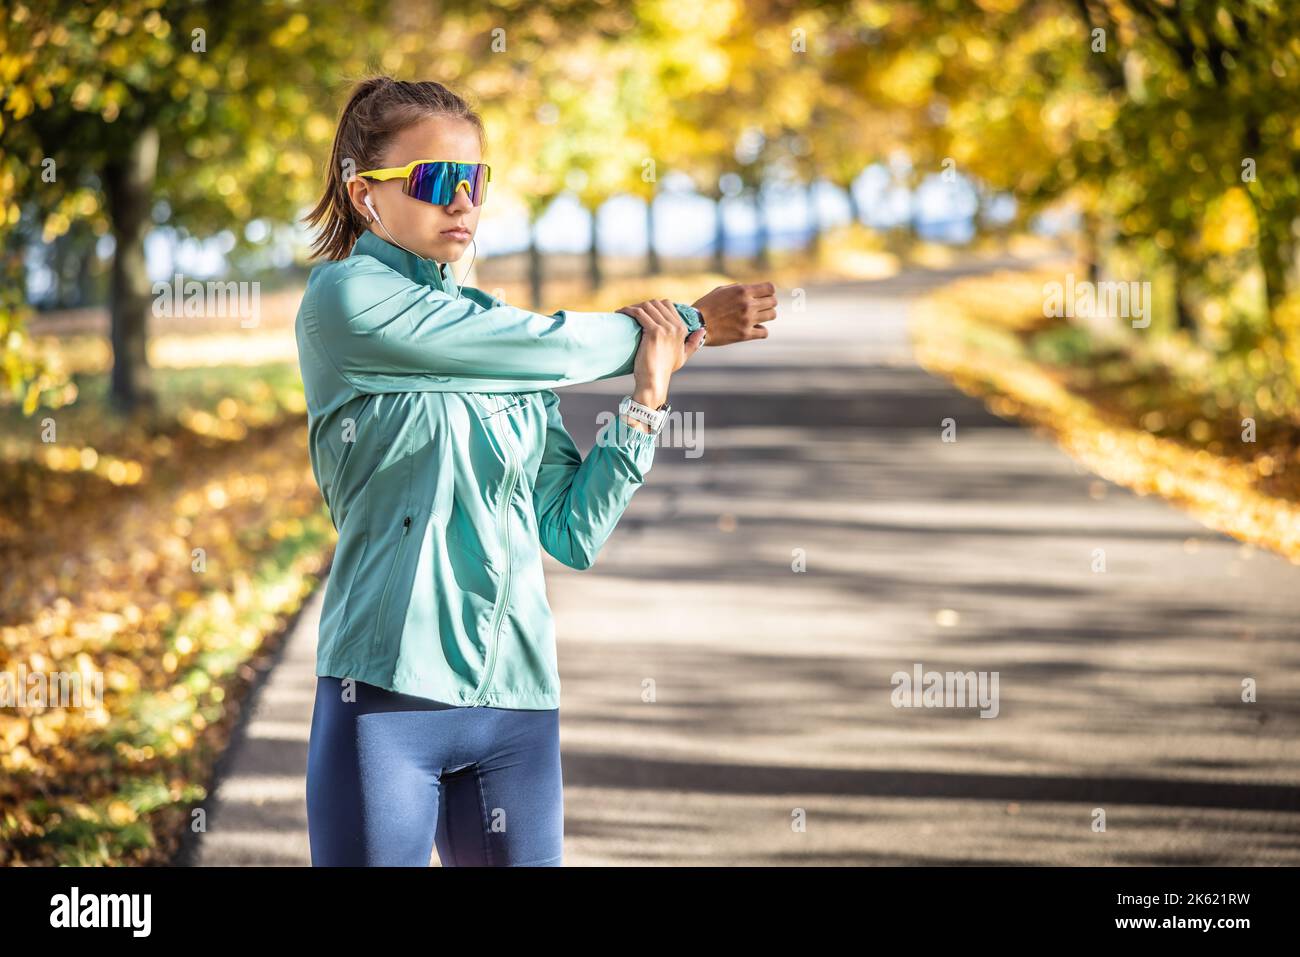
[{"left": 295, "top": 76, "right": 775, "bottom": 866}]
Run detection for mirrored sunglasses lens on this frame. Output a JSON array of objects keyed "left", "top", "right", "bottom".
[
  {"left": 449, "top": 162, "right": 486, "bottom": 205},
  {"left": 471, "top": 164, "right": 489, "bottom": 205},
  {"left": 404, "top": 163, "right": 488, "bottom": 205},
  {"left": 406, "top": 162, "right": 453, "bottom": 204}
]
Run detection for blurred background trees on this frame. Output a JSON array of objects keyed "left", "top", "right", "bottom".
[
  {"left": 1, "top": 0, "right": 385, "bottom": 410},
  {"left": 3, "top": 0, "right": 1299, "bottom": 413}
]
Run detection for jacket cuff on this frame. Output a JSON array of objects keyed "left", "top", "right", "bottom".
[
  {"left": 599, "top": 414, "right": 660, "bottom": 464},
  {"left": 672, "top": 302, "right": 703, "bottom": 334}
]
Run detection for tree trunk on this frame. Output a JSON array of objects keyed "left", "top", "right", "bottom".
[
  {"left": 75, "top": 239, "right": 96, "bottom": 308},
  {"left": 1256, "top": 220, "right": 1295, "bottom": 317},
  {"left": 645, "top": 193, "right": 660, "bottom": 277},
  {"left": 844, "top": 178, "right": 862, "bottom": 225},
  {"left": 49, "top": 232, "right": 71, "bottom": 307},
  {"left": 1170, "top": 254, "right": 1194, "bottom": 333},
  {"left": 753, "top": 186, "right": 770, "bottom": 270},
  {"left": 712, "top": 191, "right": 726, "bottom": 275},
  {"left": 805, "top": 177, "right": 821, "bottom": 262},
  {"left": 528, "top": 215, "right": 544, "bottom": 312},
  {"left": 103, "top": 126, "right": 159, "bottom": 414},
  {"left": 1081, "top": 209, "right": 1102, "bottom": 284},
  {"left": 586, "top": 203, "right": 601, "bottom": 293}
]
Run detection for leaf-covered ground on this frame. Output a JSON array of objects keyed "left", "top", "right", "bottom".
[
  {"left": 910, "top": 269, "right": 1300, "bottom": 565},
  {"left": 0, "top": 341, "right": 332, "bottom": 865}
]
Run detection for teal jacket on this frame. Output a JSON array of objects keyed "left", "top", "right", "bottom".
[{"left": 294, "top": 229, "right": 702, "bottom": 709}]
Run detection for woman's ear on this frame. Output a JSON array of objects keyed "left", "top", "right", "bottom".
[{"left": 346, "top": 177, "right": 373, "bottom": 222}]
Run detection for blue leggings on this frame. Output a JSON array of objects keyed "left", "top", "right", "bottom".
[{"left": 305, "top": 676, "right": 564, "bottom": 866}]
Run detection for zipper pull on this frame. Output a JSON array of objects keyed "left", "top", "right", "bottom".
[{"left": 402, "top": 515, "right": 411, "bottom": 532}]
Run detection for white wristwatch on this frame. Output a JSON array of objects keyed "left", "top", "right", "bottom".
[{"left": 618, "top": 395, "right": 671, "bottom": 436}]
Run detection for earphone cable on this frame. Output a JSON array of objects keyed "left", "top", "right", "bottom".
[{"left": 367, "top": 198, "right": 471, "bottom": 301}]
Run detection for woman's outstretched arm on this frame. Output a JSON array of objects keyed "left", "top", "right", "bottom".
[
  {"left": 532, "top": 299, "right": 706, "bottom": 569},
  {"left": 304, "top": 256, "right": 703, "bottom": 394}
]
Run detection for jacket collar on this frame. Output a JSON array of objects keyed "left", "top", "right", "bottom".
[{"left": 350, "top": 228, "right": 459, "bottom": 297}]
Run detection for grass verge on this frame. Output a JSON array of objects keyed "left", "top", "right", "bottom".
[
  {"left": 909, "top": 268, "right": 1300, "bottom": 563},
  {"left": 0, "top": 358, "right": 334, "bottom": 864}
]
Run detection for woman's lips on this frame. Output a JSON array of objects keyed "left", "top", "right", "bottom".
[{"left": 442, "top": 228, "right": 471, "bottom": 240}]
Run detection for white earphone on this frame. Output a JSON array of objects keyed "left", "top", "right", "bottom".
[{"left": 362, "top": 191, "right": 475, "bottom": 300}]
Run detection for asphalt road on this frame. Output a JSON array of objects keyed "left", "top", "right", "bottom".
[{"left": 194, "top": 261, "right": 1300, "bottom": 866}]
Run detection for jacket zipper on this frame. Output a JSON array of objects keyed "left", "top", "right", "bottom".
[
  {"left": 470, "top": 430, "right": 520, "bottom": 706},
  {"left": 373, "top": 514, "right": 412, "bottom": 653}
]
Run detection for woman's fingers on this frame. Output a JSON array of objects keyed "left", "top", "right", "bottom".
[
  {"left": 617, "top": 304, "right": 653, "bottom": 329},
  {"left": 621, "top": 300, "right": 691, "bottom": 362},
  {"left": 683, "top": 326, "right": 707, "bottom": 360},
  {"left": 620, "top": 302, "right": 669, "bottom": 330},
  {"left": 652, "top": 299, "right": 680, "bottom": 330}
]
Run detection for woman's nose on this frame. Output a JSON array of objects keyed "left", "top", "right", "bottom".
[{"left": 446, "top": 183, "right": 474, "bottom": 213}]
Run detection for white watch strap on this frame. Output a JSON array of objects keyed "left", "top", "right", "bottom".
[{"left": 621, "top": 396, "right": 667, "bottom": 433}]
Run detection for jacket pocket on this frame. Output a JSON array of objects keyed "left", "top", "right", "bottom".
[
  {"left": 372, "top": 513, "right": 415, "bottom": 655},
  {"left": 367, "top": 428, "right": 417, "bottom": 656}
]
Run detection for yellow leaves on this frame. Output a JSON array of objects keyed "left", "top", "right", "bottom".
[
  {"left": 1200, "top": 187, "right": 1256, "bottom": 256},
  {"left": 70, "top": 80, "right": 96, "bottom": 110},
  {"left": 5, "top": 85, "right": 34, "bottom": 120},
  {"left": 32, "top": 443, "right": 144, "bottom": 487},
  {"left": 913, "top": 269, "right": 1300, "bottom": 565},
  {"left": 305, "top": 113, "right": 332, "bottom": 143},
  {"left": 268, "top": 517, "right": 304, "bottom": 541},
  {"left": 273, "top": 150, "right": 313, "bottom": 178},
  {"left": 142, "top": 11, "right": 168, "bottom": 39},
  {"left": 30, "top": 710, "right": 68, "bottom": 746},
  {"left": 92, "top": 8, "right": 119, "bottom": 33},
  {"left": 642, "top": 0, "right": 738, "bottom": 40},
  {"left": 107, "top": 800, "right": 137, "bottom": 826},
  {"left": 877, "top": 50, "right": 941, "bottom": 107},
  {"left": 268, "top": 12, "right": 310, "bottom": 48},
  {"left": 964, "top": 36, "right": 994, "bottom": 64},
  {"left": 1, "top": 357, "right": 332, "bottom": 861}
]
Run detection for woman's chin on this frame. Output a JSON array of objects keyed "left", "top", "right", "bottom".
[{"left": 428, "top": 235, "right": 471, "bottom": 261}]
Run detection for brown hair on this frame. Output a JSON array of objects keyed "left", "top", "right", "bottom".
[{"left": 304, "top": 75, "right": 487, "bottom": 261}]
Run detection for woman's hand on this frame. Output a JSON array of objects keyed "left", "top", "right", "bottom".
[
  {"left": 615, "top": 299, "right": 707, "bottom": 422},
  {"left": 691, "top": 282, "right": 777, "bottom": 345}
]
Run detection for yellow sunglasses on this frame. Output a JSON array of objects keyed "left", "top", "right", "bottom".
[{"left": 356, "top": 159, "right": 491, "bottom": 206}]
